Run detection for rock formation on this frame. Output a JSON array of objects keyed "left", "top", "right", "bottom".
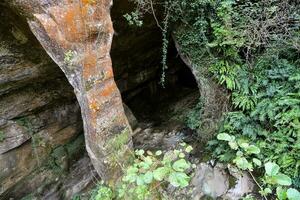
[{"left": 2, "top": 0, "right": 133, "bottom": 185}]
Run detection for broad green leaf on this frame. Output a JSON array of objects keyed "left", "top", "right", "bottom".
[
  {"left": 287, "top": 188, "right": 300, "bottom": 200},
  {"left": 276, "top": 187, "right": 287, "bottom": 200},
  {"left": 123, "top": 173, "right": 137, "bottom": 183},
  {"left": 143, "top": 171, "right": 153, "bottom": 184},
  {"left": 127, "top": 166, "right": 138, "bottom": 174},
  {"left": 153, "top": 167, "right": 169, "bottom": 181},
  {"left": 172, "top": 159, "right": 190, "bottom": 172},
  {"left": 273, "top": 174, "right": 292, "bottom": 186},
  {"left": 136, "top": 149, "right": 145, "bottom": 156},
  {"left": 217, "top": 133, "right": 235, "bottom": 141},
  {"left": 136, "top": 176, "right": 144, "bottom": 186},
  {"left": 168, "top": 172, "right": 190, "bottom": 188},
  {"left": 264, "top": 188, "right": 272, "bottom": 195},
  {"left": 155, "top": 150, "right": 162, "bottom": 156},
  {"left": 245, "top": 145, "right": 260, "bottom": 154},
  {"left": 185, "top": 146, "right": 193, "bottom": 153},
  {"left": 239, "top": 142, "right": 249, "bottom": 149},
  {"left": 180, "top": 142, "right": 187, "bottom": 147},
  {"left": 229, "top": 141, "right": 238, "bottom": 150},
  {"left": 265, "top": 162, "right": 280, "bottom": 176},
  {"left": 253, "top": 158, "right": 262, "bottom": 166},
  {"left": 179, "top": 153, "right": 185, "bottom": 158},
  {"left": 233, "top": 156, "right": 252, "bottom": 170},
  {"left": 139, "top": 161, "right": 151, "bottom": 170}
]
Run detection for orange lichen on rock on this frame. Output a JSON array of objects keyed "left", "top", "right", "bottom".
[
  {"left": 14, "top": 0, "right": 132, "bottom": 184},
  {"left": 48, "top": 4, "right": 89, "bottom": 42},
  {"left": 82, "top": 49, "right": 98, "bottom": 76},
  {"left": 99, "top": 80, "right": 117, "bottom": 97}
]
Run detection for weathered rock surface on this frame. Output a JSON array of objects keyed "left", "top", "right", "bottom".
[
  {"left": 173, "top": 35, "right": 230, "bottom": 140},
  {"left": 6, "top": 153, "right": 98, "bottom": 200},
  {"left": 223, "top": 168, "right": 255, "bottom": 200},
  {"left": 2, "top": 0, "right": 133, "bottom": 185},
  {"left": 0, "top": 4, "right": 84, "bottom": 198},
  {"left": 192, "top": 163, "right": 229, "bottom": 199},
  {"left": 191, "top": 162, "right": 255, "bottom": 200},
  {"left": 111, "top": 0, "right": 162, "bottom": 96}
]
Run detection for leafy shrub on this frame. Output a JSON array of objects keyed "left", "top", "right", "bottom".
[
  {"left": 92, "top": 144, "right": 194, "bottom": 200},
  {"left": 127, "top": 0, "right": 300, "bottom": 198}
]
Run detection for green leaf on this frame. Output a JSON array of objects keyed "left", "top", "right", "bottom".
[
  {"left": 217, "top": 133, "right": 235, "bottom": 141},
  {"left": 136, "top": 176, "right": 144, "bottom": 186},
  {"left": 239, "top": 142, "right": 249, "bottom": 149},
  {"left": 287, "top": 188, "right": 300, "bottom": 200},
  {"left": 265, "top": 162, "right": 280, "bottom": 176},
  {"left": 229, "top": 141, "right": 238, "bottom": 150},
  {"left": 143, "top": 171, "right": 153, "bottom": 184},
  {"left": 168, "top": 172, "right": 190, "bottom": 188},
  {"left": 252, "top": 158, "right": 261, "bottom": 166},
  {"left": 276, "top": 187, "right": 287, "bottom": 200},
  {"left": 172, "top": 159, "right": 190, "bottom": 172},
  {"left": 264, "top": 188, "right": 272, "bottom": 195},
  {"left": 179, "top": 153, "right": 185, "bottom": 158},
  {"left": 233, "top": 156, "right": 252, "bottom": 170},
  {"left": 155, "top": 150, "right": 162, "bottom": 156},
  {"left": 153, "top": 167, "right": 169, "bottom": 181},
  {"left": 273, "top": 174, "right": 292, "bottom": 186},
  {"left": 136, "top": 149, "right": 145, "bottom": 156},
  {"left": 245, "top": 145, "right": 260, "bottom": 154},
  {"left": 123, "top": 173, "right": 137, "bottom": 183},
  {"left": 185, "top": 145, "right": 193, "bottom": 153}
]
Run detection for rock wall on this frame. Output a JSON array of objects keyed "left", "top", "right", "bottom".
[
  {"left": 111, "top": 0, "right": 162, "bottom": 97},
  {"left": 0, "top": 5, "right": 84, "bottom": 198},
  {"left": 2, "top": 0, "right": 134, "bottom": 185}
]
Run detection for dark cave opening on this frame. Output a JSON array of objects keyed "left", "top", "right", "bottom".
[{"left": 111, "top": 0, "right": 199, "bottom": 128}]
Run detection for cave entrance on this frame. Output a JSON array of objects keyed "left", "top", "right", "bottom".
[{"left": 111, "top": 1, "right": 199, "bottom": 150}]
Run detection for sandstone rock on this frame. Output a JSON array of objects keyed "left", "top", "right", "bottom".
[
  {"left": 0, "top": 120, "right": 31, "bottom": 154},
  {"left": 222, "top": 168, "right": 255, "bottom": 200},
  {"left": 3, "top": 0, "right": 133, "bottom": 183},
  {"left": 191, "top": 163, "right": 229, "bottom": 199},
  {"left": 123, "top": 103, "right": 138, "bottom": 130}
]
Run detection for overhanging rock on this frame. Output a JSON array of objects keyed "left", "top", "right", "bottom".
[{"left": 4, "top": 0, "right": 133, "bottom": 184}]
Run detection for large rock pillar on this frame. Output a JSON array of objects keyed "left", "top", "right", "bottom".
[{"left": 4, "top": 0, "right": 133, "bottom": 184}]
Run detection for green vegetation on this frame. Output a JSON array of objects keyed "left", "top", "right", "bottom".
[
  {"left": 104, "top": 128, "right": 133, "bottom": 167},
  {"left": 126, "top": 0, "right": 300, "bottom": 199},
  {"left": 88, "top": 144, "right": 194, "bottom": 200},
  {"left": 64, "top": 50, "right": 75, "bottom": 65}
]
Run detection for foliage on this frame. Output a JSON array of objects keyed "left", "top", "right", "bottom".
[
  {"left": 92, "top": 144, "right": 194, "bottom": 200},
  {"left": 93, "top": 184, "right": 113, "bottom": 200},
  {"left": 64, "top": 50, "right": 75, "bottom": 65},
  {"left": 185, "top": 100, "right": 203, "bottom": 131},
  {"left": 127, "top": 0, "right": 300, "bottom": 198},
  {"left": 124, "top": 11, "right": 143, "bottom": 27},
  {"left": 212, "top": 130, "right": 300, "bottom": 199},
  {"left": 118, "top": 143, "right": 193, "bottom": 199}
]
